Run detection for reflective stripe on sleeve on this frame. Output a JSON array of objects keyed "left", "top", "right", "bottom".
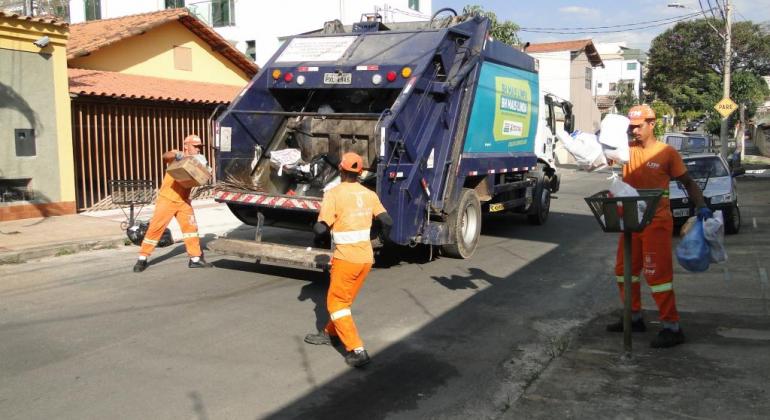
[
  {"left": 332, "top": 229, "right": 370, "bottom": 244},
  {"left": 616, "top": 276, "right": 640, "bottom": 283},
  {"left": 142, "top": 238, "right": 158, "bottom": 245},
  {"left": 182, "top": 232, "right": 199, "bottom": 239},
  {"left": 650, "top": 282, "right": 673, "bottom": 293},
  {"left": 330, "top": 308, "right": 352, "bottom": 321}
]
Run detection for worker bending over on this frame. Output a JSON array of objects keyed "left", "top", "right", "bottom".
[
  {"left": 304, "top": 152, "right": 392, "bottom": 367},
  {"left": 133, "top": 134, "right": 213, "bottom": 273}
]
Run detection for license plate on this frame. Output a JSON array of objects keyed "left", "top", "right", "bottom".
[
  {"left": 489, "top": 203, "right": 505, "bottom": 212},
  {"left": 673, "top": 208, "right": 690, "bottom": 217},
  {"left": 323, "top": 72, "right": 352, "bottom": 84}
]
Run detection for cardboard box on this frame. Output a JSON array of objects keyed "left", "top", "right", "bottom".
[{"left": 166, "top": 157, "right": 211, "bottom": 188}]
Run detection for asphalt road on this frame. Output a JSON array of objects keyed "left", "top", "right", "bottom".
[{"left": 0, "top": 168, "right": 662, "bottom": 419}]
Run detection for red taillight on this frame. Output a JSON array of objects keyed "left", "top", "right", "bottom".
[
  {"left": 284, "top": 72, "right": 294, "bottom": 83},
  {"left": 386, "top": 71, "right": 397, "bottom": 82}
]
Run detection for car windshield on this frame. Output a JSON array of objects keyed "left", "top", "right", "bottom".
[
  {"left": 666, "top": 136, "right": 687, "bottom": 150},
  {"left": 684, "top": 157, "right": 728, "bottom": 179},
  {"left": 687, "top": 137, "right": 707, "bottom": 153}
]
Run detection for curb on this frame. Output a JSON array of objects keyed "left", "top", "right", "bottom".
[{"left": 0, "top": 236, "right": 127, "bottom": 265}]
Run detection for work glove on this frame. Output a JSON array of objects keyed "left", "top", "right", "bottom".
[{"left": 696, "top": 206, "right": 713, "bottom": 221}]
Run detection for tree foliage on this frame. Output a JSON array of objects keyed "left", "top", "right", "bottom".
[
  {"left": 615, "top": 82, "right": 638, "bottom": 116},
  {"left": 645, "top": 19, "right": 770, "bottom": 130},
  {"left": 462, "top": 5, "right": 520, "bottom": 46}
]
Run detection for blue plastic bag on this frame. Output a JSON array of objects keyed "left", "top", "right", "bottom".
[{"left": 676, "top": 218, "right": 711, "bottom": 272}]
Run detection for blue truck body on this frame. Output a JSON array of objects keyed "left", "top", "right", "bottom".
[{"left": 212, "top": 15, "right": 563, "bottom": 259}]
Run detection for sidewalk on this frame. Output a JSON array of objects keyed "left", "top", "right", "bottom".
[
  {"left": 507, "top": 170, "right": 770, "bottom": 418},
  {"left": 0, "top": 199, "right": 249, "bottom": 264}
]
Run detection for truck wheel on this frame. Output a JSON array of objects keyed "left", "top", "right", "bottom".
[
  {"left": 725, "top": 205, "right": 741, "bottom": 234},
  {"left": 441, "top": 188, "right": 481, "bottom": 259},
  {"left": 527, "top": 174, "right": 551, "bottom": 225}
]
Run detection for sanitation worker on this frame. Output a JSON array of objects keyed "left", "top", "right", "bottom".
[
  {"left": 133, "top": 134, "right": 213, "bottom": 273},
  {"left": 304, "top": 152, "right": 392, "bottom": 367},
  {"left": 607, "top": 104, "right": 710, "bottom": 348}
]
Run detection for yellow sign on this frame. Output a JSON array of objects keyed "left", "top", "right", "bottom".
[{"left": 714, "top": 97, "right": 738, "bottom": 119}]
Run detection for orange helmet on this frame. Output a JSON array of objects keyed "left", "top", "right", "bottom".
[
  {"left": 183, "top": 134, "right": 202, "bottom": 145},
  {"left": 627, "top": 105, "right": 656, "bottom": 125},
  {"left": 339, "top": 152, "right": 363, "bottom": 174}
]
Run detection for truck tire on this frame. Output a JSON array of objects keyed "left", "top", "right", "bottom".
[
  {"left": 441, "top": 188, "right": 481, "bottom": 259},
  {"left": 527, "top": 173, "right": 550, "bottom": 225}
]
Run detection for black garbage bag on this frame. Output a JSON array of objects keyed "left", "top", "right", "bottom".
[{"left": 126, "top": 221, "right": 174, "bottom": 247}]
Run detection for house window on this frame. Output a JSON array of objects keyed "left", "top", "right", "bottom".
[
  {"left": 0, "top": 178, "right": 34, "bottom": 202},
  {"left": 84, "top": 0, "right": 101, "bottom": 21},
  {"left": 627, "top": 62, "right": 637, "bottom": 71},
  {"left": 597, "top": 82, "right": 603, "bottom": 89},
  {"left": 212, "top": 0, "right": 235, "bottom": 27},
  {"left": 584, "top": 67, "right": 592, "bottom": 90},
  {"left": 609, "top": 82, "right": 617, "bottom": 92},
  {"left": 408, "top": 0, "right": 420, "bottom": 10},
  {"left": 174, "top": 46, "right": 192, "bottom": 71},
  {"left": 165, "top": 0, "right": 185, "bottom": 8},
  {"left": 246, "top": 40, "right": 256, "bottom": 61}
]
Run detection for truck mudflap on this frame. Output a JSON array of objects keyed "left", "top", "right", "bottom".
[
  {"left": 215, "top": 190, "right": 321, "bottom": 211},
  {"left": 207, "top": 239, "right": 332, "bottom": 270}
]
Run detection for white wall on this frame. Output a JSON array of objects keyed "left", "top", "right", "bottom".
[
  {"left": 529, "top": 51, "right": 571, "bottom": 101},
  {"left": 592, "top": 42, "right": 642, "bottom": 98},
  {"left": 69, "top": 1, "right": 433, "bottom": 67}
]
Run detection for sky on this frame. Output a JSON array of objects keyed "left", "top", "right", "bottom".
[{"left": 431, "top": 0, "right": 770, "bottom": 52}]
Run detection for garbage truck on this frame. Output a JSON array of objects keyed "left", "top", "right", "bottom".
[{"left": 207, "top": 10, "right": 574, "bottom": 269}]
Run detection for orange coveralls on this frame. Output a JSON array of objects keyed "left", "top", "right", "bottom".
[
  {"left": 139, "top": 171, "right": 202, "bottom": 258},
  {"left": 317, "top": 182, "right": 387, "bottom": 352},
  {"left": 614, "top": 141, "right": 687, "bottom": 322}
]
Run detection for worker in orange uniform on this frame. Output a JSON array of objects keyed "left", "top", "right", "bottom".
[
  {"left": 133, "top": 134, "right": 213, "bottom": 273},
  {"left": 304, "top": 152, "right": 392, "bottom": 367},
  {"left": 607, "top": 104, "right": 710, "bottom": 348}
]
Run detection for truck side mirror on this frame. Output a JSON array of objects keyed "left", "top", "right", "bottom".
[{"left": 564, "top": 114, "right": 574, "bottom": 133}]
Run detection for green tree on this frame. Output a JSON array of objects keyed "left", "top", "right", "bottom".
[
  {"left": 646, "top": 19, "right": 770, "bottom": 132},
  {"left": 650, "top": 100, "right": 675, "bottom": 138},
  {"left": 462, "top": 5, "right": 520, "bottom": 46},
  {"left": 615, "top": 82, "right": 638, "bottom": 116}
]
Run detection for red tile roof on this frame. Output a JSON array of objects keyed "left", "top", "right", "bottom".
[
  {"left": 69, "top": 68, "right": 241, "bottom": 104},
  {"left": 68, "top": 8, "right": 257, "bottom": 77},
  {"left": 527, "top": 39, "right": 604, "bottom": 68},
  {"left": 0, "top": 11, "right": 68, "bottom": 26}
]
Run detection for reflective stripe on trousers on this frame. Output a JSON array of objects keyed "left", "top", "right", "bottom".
[
  {"left": 616, "top": 275, "right": 640, "bottom": 283},
  {"left": 330, "top": 308, "right": 352, "bottom": 320},
  {"left": 332, "top": 229, "right": 370, "bottom": 244}
]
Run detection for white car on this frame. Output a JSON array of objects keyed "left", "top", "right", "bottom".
[{"left": 668, "top": 153, "right": 743, "bottom": 234}]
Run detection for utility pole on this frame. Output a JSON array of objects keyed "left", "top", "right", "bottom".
[{"left": 719, "top": 0, "right": 732, "bottom": 160}]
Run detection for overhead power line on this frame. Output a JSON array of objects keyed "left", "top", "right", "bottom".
[
  {"left": 519, "top": 12, "right": 708, "bottom": 34},
  {"left": 520, "top": 10, "right": 705, "bottom": 31}
]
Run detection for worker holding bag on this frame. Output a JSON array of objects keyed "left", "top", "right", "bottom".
[{"left": 606, "top": 105, "right": 710, "bottom": 349}]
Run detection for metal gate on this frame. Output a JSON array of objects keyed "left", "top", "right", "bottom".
[{"left": 71, "top": 99, "right": 218, "bottom": 211}]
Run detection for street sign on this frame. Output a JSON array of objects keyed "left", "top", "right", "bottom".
[{"left": 715, "top": 97, "right": 738, "bottom": 119}]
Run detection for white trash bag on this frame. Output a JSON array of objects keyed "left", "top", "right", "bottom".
[
  {"left": 606, "top": 174, "right": 646, "bottom": 228},
  {"left": 703, "top": 210, "right": 728, "bottom": 263},
  {"left": 599, "top": 114, "right": 630, "bottom": 163},
  {"left": 269, "top": 148, "right": 302, "bottom": 176},
  {"left": 556, "top": 129, "right": 607, "bottom": 170}
]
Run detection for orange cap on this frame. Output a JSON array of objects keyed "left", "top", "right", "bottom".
[
  {"left": 339, "top": 152, "right": 363, "bottom": 174},
  {"left": 627, "top": 105, "right": 656, "bottom": 125},
  {"left": 183, "top": 134, "right": 202, "bottom": 145}
]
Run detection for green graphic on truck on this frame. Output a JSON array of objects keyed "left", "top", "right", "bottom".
[{"left": 464, "top": 61, "right": 539, "bottom": 153}]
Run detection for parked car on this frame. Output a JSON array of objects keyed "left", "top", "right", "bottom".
[
  {"left": 669, "top": 153, "right": 744, "bottom": 234},
  {"left": 663, "top": 132, "right": 712, "bottom": 154}
]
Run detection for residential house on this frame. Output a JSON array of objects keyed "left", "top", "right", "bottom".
[
  {"left": 0, "top": 12, "right": 73, "bottom": 221},
  {"left": 527, "top": 39, "right": 604, "bottom": 133},
  {"left": 63, "top": 0, "right": 433, "bottom": 66},
  {"left": 67, "top": 8, "right": 257, "bottom": 211},
  {"left": 592, "top": 42, "right": 645, "bottom": 114}
]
